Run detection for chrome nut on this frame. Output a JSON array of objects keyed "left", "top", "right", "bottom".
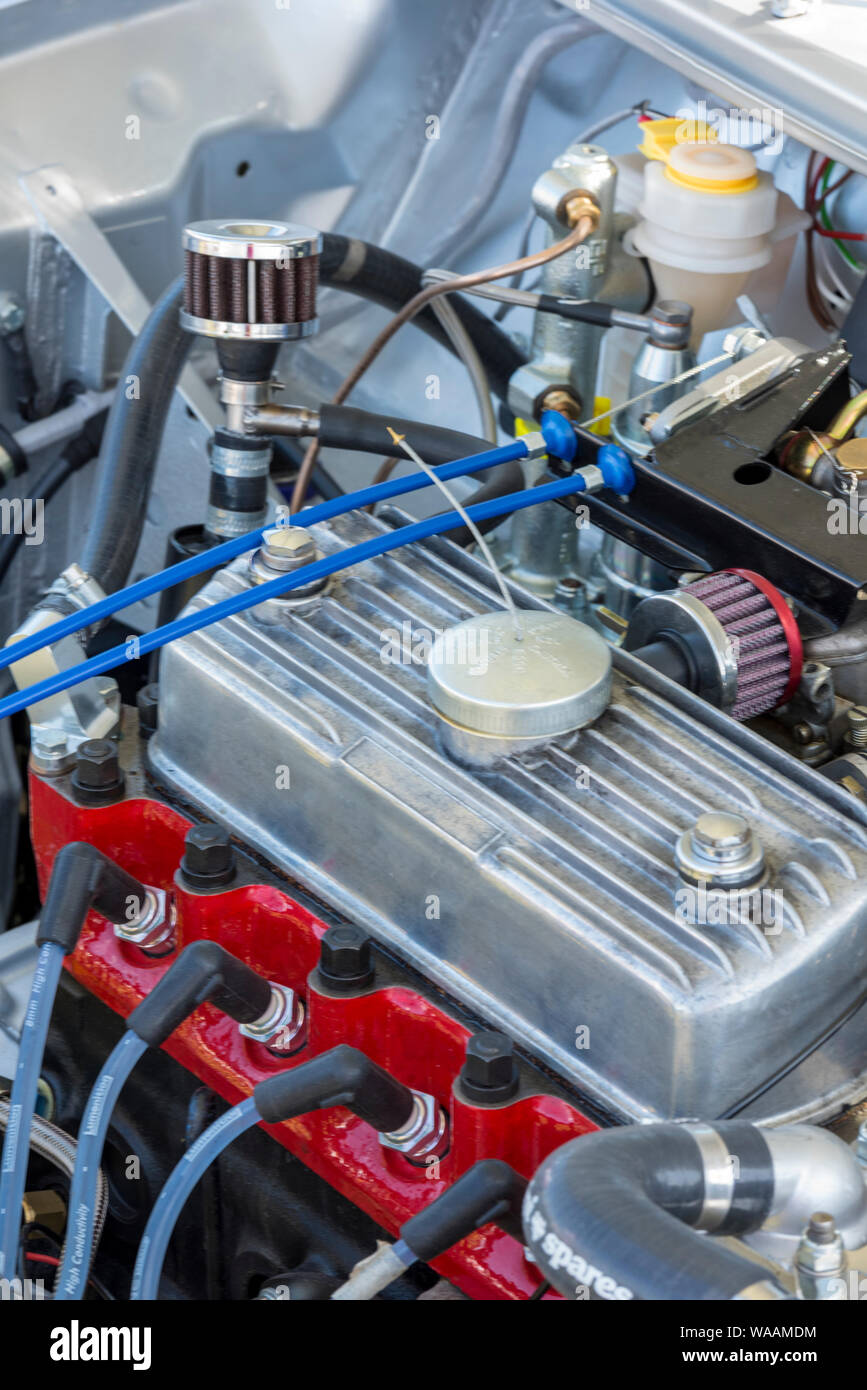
[
  {"left": 723, "top": 325, "right": 767, "bottom": 360},
  {"left": 379, "top": 1089, "right": 449, "bottom": 1165},
  {"left": 239, "top": 982, "right": 306, "bottom": 1055},
  {"left": 113, "top": 887, "right": 175, "bottom": 956},
  {"left": 30, "top": 730, "right": 75, "bottom": 776}
]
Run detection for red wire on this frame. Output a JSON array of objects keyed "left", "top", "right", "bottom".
[
  {"left": 24, "top": 1251, "right": 59, "bottom": 1267},
  {"left": 813, "top": 224, "right": 867, "bottom": 241},
  {"left": 808, "top": 155, "right": 830, "bottom": 207}
]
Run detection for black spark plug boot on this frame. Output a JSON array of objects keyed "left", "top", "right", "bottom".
[
  {"left": 399, "top": 1160, "right": 527, "bottom": 1260},
  {"left": 127, "top": 940, "right": 274, "bottom": 1046},
  {"left": 253, "top": 1044, "right": 415, "bottom": 1134},
  {"left": 36, "top": 842, "right": 149, "bottom": 955}
]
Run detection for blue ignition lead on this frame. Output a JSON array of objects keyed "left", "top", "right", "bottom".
[
  {"left": 0, "top": 942, "right": 65, "bottom": 1278},
  {"left": 54, "top": 940, "right": 273, "bottom": 1301},
  {"left": 0, "top": 844, "right": 150, "bottom": 1279},
  {"left": 52, "top": 1032, "right": 148, "bottom": 1299},
  {"left": 0, "top": 444, "right": 633, "bottom": 725}
]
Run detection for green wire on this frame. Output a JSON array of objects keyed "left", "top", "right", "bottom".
[{"left": 818, "top": 160, "right": 863, "bottom": 270}]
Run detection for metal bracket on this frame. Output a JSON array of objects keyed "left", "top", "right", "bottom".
[{"left": 18, "top": 165, "right": 219, "bottom": 430}]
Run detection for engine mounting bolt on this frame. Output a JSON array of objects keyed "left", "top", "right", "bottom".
[
  {"left": 70, "top": 737, "right": 125, "bottom": 806},
  {"left": 260, "top": 525, "right": 317, "bottom": 572},
  {"left": 846, "top": 706, "right": 867, "bottom": 749},
  {"left": 179, "top": 824, "right": 236, "bottom": 890},
  {"left": 459, "top": 1031, "right": 520, "bottom": 1105},
  {"left": 318, "top": 924, "right": 375, "bottom": 994}
]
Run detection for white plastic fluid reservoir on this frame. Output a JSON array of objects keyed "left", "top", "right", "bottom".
[{"left": 630, "top": 121, "right": 779, "bottom": 343}]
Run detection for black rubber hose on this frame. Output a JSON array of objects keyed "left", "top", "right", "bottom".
[
  {"left": 127, "top": 940, "right": 274, "bottom": 1046},
  {"left": 319, "top": 233, "right": 525, "bottom": 407},
  {"left": 317, "top": 403, "right": 525, "bottom": 546},
  {"left": 253, "top": 1044, "right": 415, "bottom": 1134},
  {"left": 78, "top": 234, "right": 525, "bottom": 593},
  {"left": 36, "top": 842, "right": 148, "bottom": 954},
  {"left": 523, "top": 1123, "right": 782, "bottom": 1302},
  {"left": 317, "top": 404, "right": 493, "bottom": 466},
  {"left": 81, "top": 277, "right": 191, "bottom": 595},
  {"left": 401, "top": 1160, "right": 526, "bottom": 1261}
]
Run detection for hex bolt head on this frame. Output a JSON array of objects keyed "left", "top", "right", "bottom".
[
  {"left": 261, "top": 526, "right": 316, "bottom": 572},
  {"left": 70, "top": 738, "right": 125, "bottom": 806},
  {"left": 460, "top": 1031, "right": 520, "bottom": 1105},
  {"left": 0, "top": 292, "right": 25, "bottom": 336},
  {"left": 136, "top": 683, "right": 159, "bottom": 737},
  {"left": 180, "top": 824, "right": 236, "bottom": 890},
  {"left": 692, "top": 812, "right": 751, "bottom": 857},
  {"left": 34, "top": 731, "right": 68, "bottom": 755},
  {"left": 31, "top": 730, "right": 73, "bottom": 777},
  {"left": 795, "top": 1210, "right": 845, "bottom": 1297},
  {"left": 652, "top": 299, "right": 692, "bottom": 326},
  {"left": 318, "top": 924, "right": 375, "bottom": 993}
]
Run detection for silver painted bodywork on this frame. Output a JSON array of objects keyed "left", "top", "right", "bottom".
[{"left": 150, "top": 509, "right": 867, "bottom": 1123}]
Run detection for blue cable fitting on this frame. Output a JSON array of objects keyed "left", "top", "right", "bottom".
[
  {"left": 596, "top": 443, "right": 635, "bottom": 495},
  {"left": 540, "top": 409, "right": 578, "bottom": 462}
]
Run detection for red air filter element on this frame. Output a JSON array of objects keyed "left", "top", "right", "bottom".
[{"left": 682, "top": 569, "right": 803, "bottom": 721}]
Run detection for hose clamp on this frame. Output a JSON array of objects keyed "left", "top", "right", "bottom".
[{"left": 688, "top": 1123, "right": 736, "bottom": 1233}]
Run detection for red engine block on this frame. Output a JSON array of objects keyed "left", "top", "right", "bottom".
[{"left": 30, "top": 771, "right": 597, "bottom": 1300}]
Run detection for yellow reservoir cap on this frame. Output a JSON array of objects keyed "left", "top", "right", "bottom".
[
  {"left": 638, "top": 117, "right": 718, "bottom": 163},
  {"left": 664, "top": 141, "right": 759, "bottom": 194}
]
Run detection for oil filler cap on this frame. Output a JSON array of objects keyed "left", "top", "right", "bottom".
[{"left": 426, "top": 610, "right": 611, "bottom": 754}]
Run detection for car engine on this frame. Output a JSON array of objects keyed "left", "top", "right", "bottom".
[{"left": 3, "top": 0, "right": 867, "bottom": 1321}]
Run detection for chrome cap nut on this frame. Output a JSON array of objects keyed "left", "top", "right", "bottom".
[
  {"left": 113, "top": 887, "right": 175, "bottom": 956},
  {"left": 239, "top": 982, "right": 306, "bottom": 1055},
  {"left": 379, "top": 1090, "right": 449, "bottom": 1165},
  {"left": 675, "top": 812, "right": 767, "bottom": 890}
]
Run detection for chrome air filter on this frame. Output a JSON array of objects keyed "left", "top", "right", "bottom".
[{"left": 181, "top": 220, "right": 321, "bottom": 340}]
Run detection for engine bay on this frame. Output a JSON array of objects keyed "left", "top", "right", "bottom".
[{"left": 3, "top": 0, "right": 867, "bottom": 1327}]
